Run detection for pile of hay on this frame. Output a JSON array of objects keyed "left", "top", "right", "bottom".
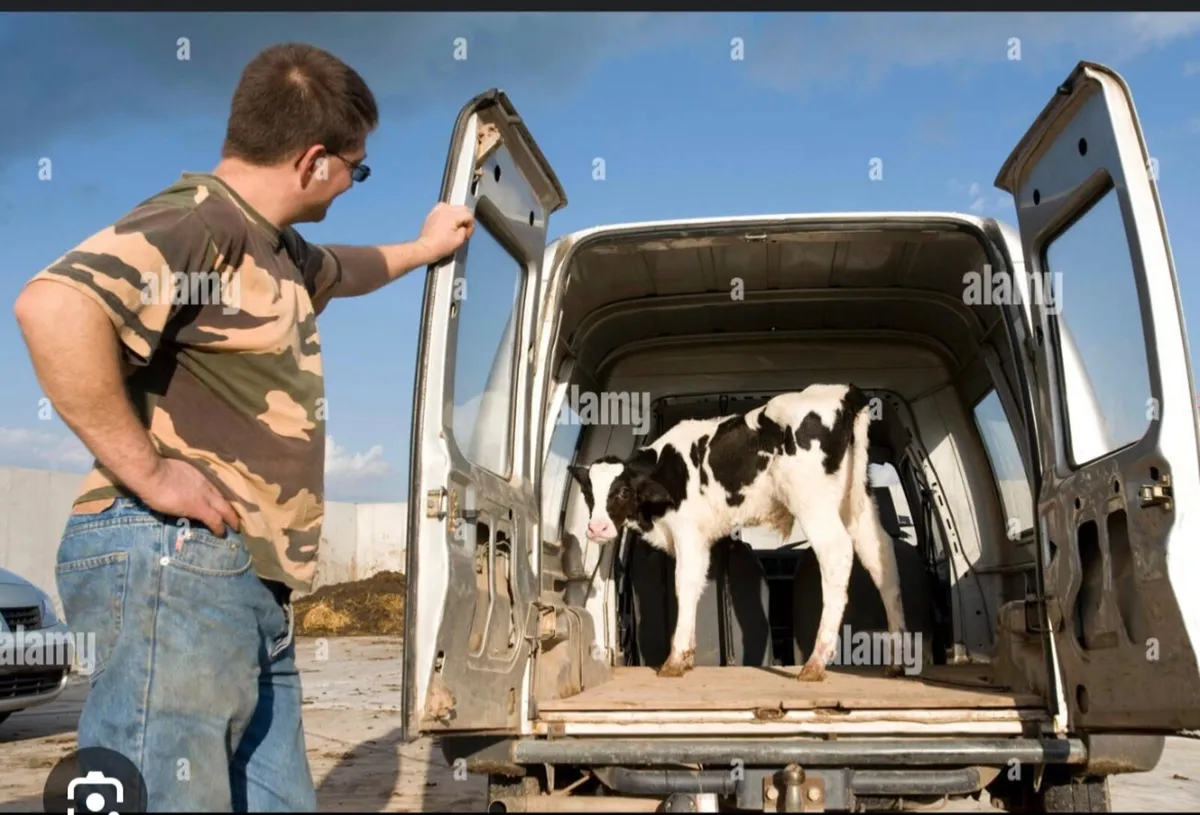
[{"left": 293, "top": 570, "right": 407, "bottom": 637}]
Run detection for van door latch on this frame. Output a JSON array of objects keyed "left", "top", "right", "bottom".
[
  {"left": 425, "top": 488, "right": 448, "bottom": 520},
  {"left": 460, "top": 485, "right": 478, "bottom": 523},
  {"left": 1138, "top": 474, "right": 1172, "bottom": 511}
]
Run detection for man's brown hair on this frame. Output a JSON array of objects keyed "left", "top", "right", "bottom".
[{"left": 222, "top": 43, "right": 379, "bottom": 166}]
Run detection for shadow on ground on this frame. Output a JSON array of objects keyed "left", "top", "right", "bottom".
[
  {"left": 313, "top": 721, "right": 486, "bottom": 812},
  {"left": 315, "top": 723, "right": 405, "bottom": 812}
]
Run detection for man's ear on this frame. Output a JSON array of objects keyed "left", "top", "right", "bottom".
[{"left": 297, "top": 145, "right": 328, "bottom": 183}]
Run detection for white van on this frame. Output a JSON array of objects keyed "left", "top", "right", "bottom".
[{"left": 401, "top": 61, "right": 1200, "bottom": 812}]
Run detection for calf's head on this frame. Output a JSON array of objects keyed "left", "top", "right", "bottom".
[{"left": 568, "top": 448, "right": 681, "bottom": 542}]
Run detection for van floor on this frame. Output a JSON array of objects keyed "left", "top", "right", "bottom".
[{"left": 537, "top": 664, "right": 1042, "bottom": 713}]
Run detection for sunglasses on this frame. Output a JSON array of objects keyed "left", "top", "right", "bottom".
[{"left": 329, "top": 152, "right": 371, "bottom": 183}]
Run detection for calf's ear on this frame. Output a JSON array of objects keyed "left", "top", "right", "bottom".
[
  {"left": 626, "top": 448, "right": 658, "bottom": 476},
  {"left": 568, "top": 465, "right": 590, "bottom": 486},
  {"left": 637, "top": 477, "right": 673, "bottom": 508}
]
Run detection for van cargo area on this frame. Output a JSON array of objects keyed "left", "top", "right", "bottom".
[
  {"left": 411, "top": 70, "right": 1200, "bottom": 812},
  {"left": 529, "top": 220, "right": 1055, "bottom": 742},
  {"left": 534, "top": 664, "right": 1044, "bottom": 731}
]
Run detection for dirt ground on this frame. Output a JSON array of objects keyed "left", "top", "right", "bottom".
[{"left": 2, "top": 636, "right": 1199, "bottom": 812}]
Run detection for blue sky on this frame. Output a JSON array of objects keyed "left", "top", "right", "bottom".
[{"left": 0, "top": 12, "right": 1198, "bottom": 502}]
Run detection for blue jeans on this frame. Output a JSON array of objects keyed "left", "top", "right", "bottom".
[{"left": 55, "top": 496, "right": 317, "bottom": 812}]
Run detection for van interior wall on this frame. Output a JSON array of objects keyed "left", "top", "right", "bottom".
[
  {"left": 542, "top": 338, "right": 1039, "bottom": 673},
  {"left": 532, "top": 225, "right": 1047, "bottom": 701}
]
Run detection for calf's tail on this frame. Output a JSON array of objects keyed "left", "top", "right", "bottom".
[{"left": 847, "top": 385, "right": 875, "bottom": 515}]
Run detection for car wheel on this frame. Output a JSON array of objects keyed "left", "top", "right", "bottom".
[
  {"left": 987, "top": 768, "right": 1112, "bottom": 813},
  {"left": 1035, "top": 774, "right": 1111, "bottom": 812}
]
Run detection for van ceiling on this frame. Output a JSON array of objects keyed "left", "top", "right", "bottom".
[{"left": 554, "top": 224, "right": 1007, "bottom": 397}]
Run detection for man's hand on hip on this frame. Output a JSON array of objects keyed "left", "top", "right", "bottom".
[{"left": 137, "top": 458, "right": 242, "bottom": 538}]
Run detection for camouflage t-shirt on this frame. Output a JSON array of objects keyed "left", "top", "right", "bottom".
[{"left": 27, "top": 172, "right": 343, "bottom": 594}]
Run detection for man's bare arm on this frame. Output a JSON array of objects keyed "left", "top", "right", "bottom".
[
  {"left": 14, "top": 281, "right": 165, "bottom": 492},
  {"left": 324, "top": 202, "right": 477, "bottom": 300},
  {"left": 13, "top": 281, "right": 239, "bottom": 533},
  {"left": 323, "top": 241, "right": 440, "bottom": 299}
]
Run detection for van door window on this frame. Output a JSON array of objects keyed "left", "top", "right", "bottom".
[
  {"left": 450, "top": 220, "right": 525, "bottom": 478},
  {"left": 1043, "top": 187, "right": 1153, "bottom": 467},
  {"left": 867, "top": 461, "right": 917, "bottom": 545},
  {"left": 973, "top": 389, "right": 1034, "bottom": 539},
  {"left": 542, "top": 400, "right": 585, "bottom": 544}
]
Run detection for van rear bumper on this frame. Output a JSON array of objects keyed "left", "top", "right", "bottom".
[
  {"left": 444, "top": 733, "right": 1168, "bottom": 775},
  {"left": 457, "top": 734, "right": 1165, "bottom": 811},
  {"left": 506, "top": 736, "right": 1088, "bottom": 766}
]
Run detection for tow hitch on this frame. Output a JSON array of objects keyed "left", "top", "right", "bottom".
[{"left": 770, "top": 764, "right": 825, "bottom": 812}]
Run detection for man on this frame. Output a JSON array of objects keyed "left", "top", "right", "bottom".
[{"left": 13, "top": 43, "right": 473, "bottom": 812}]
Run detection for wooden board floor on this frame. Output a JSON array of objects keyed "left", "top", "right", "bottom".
[{"left": 538, "top": 664, "right": 1044, "bottom": 713}]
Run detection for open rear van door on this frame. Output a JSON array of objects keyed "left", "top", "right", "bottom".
[
  {"left": 402, "top": 90, "right": 567, "bottom": 741},
  {"left": 995, "top": 61, "right": 1200, "bottom": 730}
]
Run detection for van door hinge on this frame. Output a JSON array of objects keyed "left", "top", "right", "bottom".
[
  {"left": 474, "top": 122, "right": 502, "bottom": 178},
  {"left": 1023, "top": 595, "right": 1060, "bottom": 634},
  {"left": 426, "top": 488, "right": 448, "bottom": 520},
  {"left": 1023, "top": 333, "right": 1038, "bottom": 363},
  {"left": 1138, "top": 474, "right": 1173, "bottom": 511}
]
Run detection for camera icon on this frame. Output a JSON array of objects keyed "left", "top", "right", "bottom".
[{"left": 66, "top": 770, "right": 125, "bottom": 815}]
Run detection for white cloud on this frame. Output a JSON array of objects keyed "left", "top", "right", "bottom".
[
  {"left": 1121, "top": 13, "right": 1200, "bottom": 50},
  {"left": 0, "top": 12, "right": 718, "bottom": 160},
  {"left": 0, "top": 426, "right": 402, "bottom": 502},
  {"left": 948, "top": 178, "right": 997, "bottom": 214},
  {"left": 744, "top": 13, "right": 1200, "bottom": 93},
  {"left": 6, "top": 12, "right": 1196, "bottom": 164},
  {"left": 325, "top": 435, "right": 390, "bottom": 481},
  {"left": 968, "top": 182, "right": 987, "bottom": 213},
  {"left": 0, "top": 427, "right": 93, "bottom": 472}
]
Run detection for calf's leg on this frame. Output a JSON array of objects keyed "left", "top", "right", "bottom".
[
  {"left": 659, "top": 535, "right": 710, "bottom": 678},
  {"left": 791, "top": 503, "right": 856, "bottom": 683},
  {"left": 847, "top": 492, "right": 910, "bottom": 677}
]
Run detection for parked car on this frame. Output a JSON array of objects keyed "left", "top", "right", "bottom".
[
  {"left": 401, "top": 60, "right": 1199, "bottom": 812},
  {"left": 0, "top": 568, "right": 73, "bottom": 728}
]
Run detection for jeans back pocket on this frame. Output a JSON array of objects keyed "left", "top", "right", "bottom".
[{"left": 55, "top": 551, "right": 129, "bottom": 681}]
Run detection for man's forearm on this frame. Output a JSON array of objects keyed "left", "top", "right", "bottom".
[
  {"left": 14, "top": 282, "right": 164, "bottom": 493},
  {"left": 326, "top": 241, "right": 441, "bottom": 299}
]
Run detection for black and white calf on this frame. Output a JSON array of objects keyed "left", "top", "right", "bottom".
[{"left": 568, "top": 384, "right": 906, "bottom": 681}]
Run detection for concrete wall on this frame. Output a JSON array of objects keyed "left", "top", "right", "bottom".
[
  {"left": 0, "top": 467, "right": 85, "bottom": 614},
  {"left": 0, "top": 466, "right": 407, "bottom": 613},
  {"left": 1, "top": 460, "right": 1035, "bottom": 614}
]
